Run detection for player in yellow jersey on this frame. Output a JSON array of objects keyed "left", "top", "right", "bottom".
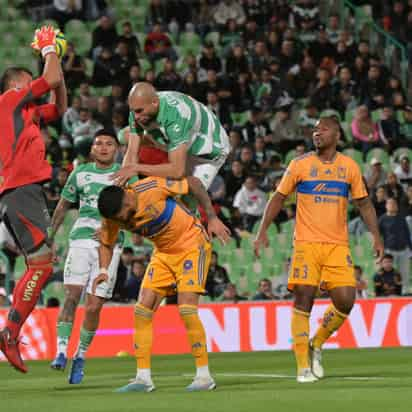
[
  {"left": 93, "top": 175, "right": 230, "bottom": 392},
  {"left": 254, "top": 116, "right": 384, "bottom": 383}
]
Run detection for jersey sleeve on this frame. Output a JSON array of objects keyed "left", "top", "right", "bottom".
[
  {"left": 100, "top": 218, "right": 120, "bottom": 247},
  {"left": 61, "top": 169, "right": 79, "bottom": 203},
  {"left": 349, "top": 162, "right": 368, "bottom": 199},
  {"left": 276, "top": 160, "right": 300, "bottom": 196},
  {"left": 157, "top": 177, "right": 189, "bottom": 196},
  {"left": 38, "top": 103, "right": 59, "bottom": 124}
]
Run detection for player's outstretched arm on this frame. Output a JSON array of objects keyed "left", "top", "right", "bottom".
[
  {"left": 34, "top": 26, "right": 64, "bottom": 89},
  {"left": 49, "top": 197, "right": 72, "bottom": 243},
  {"left": 93, "top": 242, "right": 115, "bottom": 294},
  {"left": 112, "top": 143, "right": 188, "bottom": 186},
  {"left": 187, "top": 176, "right": 231, "bottom": 244},
  {"left": 254, "top": 191, "right": 286, "bottom": 257},
  {"left": 353, "top": 196, "right": 384, "bottom": 263},
  {"left": 122, "top": 128, "right": 141, "bottom": 167},
  {"left": 48, "top": 61, "right": 67, "bottom": 116}
]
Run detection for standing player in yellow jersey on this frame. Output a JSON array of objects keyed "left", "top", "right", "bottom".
[
  {"left": 93, "top": 176, "right": 230, "bottom": 392},
  {"left": 254, "top": 116, "right": 384, "bottom": 383}
]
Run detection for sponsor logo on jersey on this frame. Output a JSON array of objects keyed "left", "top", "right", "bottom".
[{"left": 314, "top": 183, "right": 341, "bottom": 193}]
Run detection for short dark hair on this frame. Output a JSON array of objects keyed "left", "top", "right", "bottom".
[
  {"left": 93, "top": 128, "right": 119, "bottom": 145},
  {"left": 123, "top": 247, "right": 134, "bottom": 255},
  {"left": 98, "top": 186, "right": 125, "bottom": 218},
  {"left": 382, "top": 254, "right": 393, "bottom": 261},
  {"left": 354, "top": 265, "right": 362, "bottom": 272},
  {"left": 320, "top": 115, "right": 344, "bottom": 140},
  {"left": 0, "top": 67, "right": 32, "bottom": 93}
]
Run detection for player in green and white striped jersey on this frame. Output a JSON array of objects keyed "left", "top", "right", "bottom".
[
  {"left": 49, "top": 129, "right": 128, "bottom": 384},
  {"left": 112, "top": 83, "right": 230, "bottom": 201}
]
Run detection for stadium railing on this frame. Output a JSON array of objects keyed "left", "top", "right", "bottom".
[{"left": 337, "top": 0, "right": 409, "bottom": 91}]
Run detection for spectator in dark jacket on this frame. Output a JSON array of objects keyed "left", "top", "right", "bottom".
[
  {"left": 253, "top": 278, "right": 278, "bottom": 300},
  {"left": 126, "top": 259, "right": 145, "bottom": 301},
  {"left": 205, "top": 251, "right": 231, "bottom": 300},
  {"left": 373, "top": 254, "right": 402, "bottom": 296},
  {"left": 90, "top": 15, "right": 118, "bottom": 60},
  {"left": 379, "top": 198, "right": 412, "bottom": 294}
]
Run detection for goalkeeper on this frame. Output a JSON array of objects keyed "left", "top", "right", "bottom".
[{"left": 0, "top": 25, "right": 67, "bottom": 373}]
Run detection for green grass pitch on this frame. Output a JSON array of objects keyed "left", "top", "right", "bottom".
[{"left": 1, "top": 348, "right": 411, "bottom": 412}]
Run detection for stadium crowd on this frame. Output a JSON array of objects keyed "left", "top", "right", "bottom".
[{"left": 0, "top": 0, "right": 412, "bottom": 305}]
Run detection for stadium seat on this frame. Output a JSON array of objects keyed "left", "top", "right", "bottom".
[
  {"left": 179, "top": 32, "right": 201, "bottom": 56},
  {"left": 230, "top": 111, "right": 249, "bottom": 127},
  {"left": 371, "top": 109, "right": 382, "bottom": 122},
  {"left": 284, "top": 149, "right": 296, "bottom": 165},
  {"left": 139, "top": 58, "right": 152, "bottom": 73},
  {"left": 342, "top": 148, "right": 363, "bottom": 168},
  {"left": 344, "top": 109, "right": 355, "bottom": 124},
  {"left": 366, "top": 148, "right": 390, "bottom": 168},
  {"left": 396, "top": 110, "right": 405, "bottom": 124},
  {"left": 340, "top": 121, "right": 353, "bottom": 142},
  {"left": 320, "top": 109, "right": 341, "bottom": 121},
  {"left": 392, "top": 147, "right": 412, "bottom": 162},
  {"left": 204, "top": 31, "right": 221, "bottom": 50}
]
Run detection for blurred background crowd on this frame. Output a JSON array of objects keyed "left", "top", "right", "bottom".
[{"left": 0, "top": 0, "right": 411, "bottom": 307}]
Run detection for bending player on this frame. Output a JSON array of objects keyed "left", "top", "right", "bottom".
[
  {"left": 49, "top": 130, "right": 128, "bottom": 384},
  {"left": 254, "top": 116, "right": 384, "bottom": 383},
  {"left": 0, "top": 26, "right": 67, "bottom": 373},
  {"left": 94, "top": 176, "right": 231, "bottom": 392},
  {"left": 111, "top": 82, "right": 230, "bottom": 211}
]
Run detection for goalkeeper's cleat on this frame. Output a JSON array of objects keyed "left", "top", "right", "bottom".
[
  {"left": 51, "top": 353, "right": 68, "bottom": 371},
  {"left": 115, "top": 378, "right": 155, "bottom": 393},
  {"left": 310, "top": 343, "right": 324, "bottom": 379},
  {"left": 186, "top": 376, "right": 217, "bottom": 392},
  {"left": 68, "top": 357, "right": 85, "bottom": 384},
  {"left": 297, "top": 368, "right": 318, "bottom": 383},
  {"left": 0, "top": 329, "right": 27, "bottom": 373}
]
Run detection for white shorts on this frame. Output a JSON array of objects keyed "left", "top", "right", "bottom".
[
  {"left": 63, "top": 246, "right": 122, "bottom": 299},
  {"left": 190, "top": 153, "right": 228, "bottom": 190}
]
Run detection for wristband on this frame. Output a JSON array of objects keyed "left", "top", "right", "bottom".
[
  {"left": 41, "top": 45, "right": 57, "bottom": 58},
  {"left": 99, "top": 268, "right": 109, "bottom": 275}
]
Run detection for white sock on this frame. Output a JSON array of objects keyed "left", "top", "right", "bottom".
[
  {"left": 136, "top": 368, "right": 152, "bottom": 383},
  {"left": 57, "top": 337, "right": 68, "bottom": 356},
  {"left": 196, "top": 365, "right": 211, "bottom": 379}
]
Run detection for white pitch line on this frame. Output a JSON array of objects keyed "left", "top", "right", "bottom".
[{"left": 195, "top": 373, "right": 387, "bottom": 381}]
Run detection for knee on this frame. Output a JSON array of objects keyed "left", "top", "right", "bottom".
[
  {"left": 85, "top": 300, "right": 104, "bottom": 317},
  {"left": 294, "top": 287, "right": 316, "bottom": 313},
  {"left": 334, "top": 300, "right": 354, "bottom": 315},
  {"left": 178, "top": 305, "right": 198, "bottom": 322},
  {"left": 27, "top": 244, "right": 53, "bottom": 267}
]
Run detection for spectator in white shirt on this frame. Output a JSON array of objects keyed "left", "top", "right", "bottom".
[
  {"left": 233, "top": 175, "right": 267, "bottom": 232},
  {"left": 213, "top": 0, "right": 246, "bottom": 28},
  {"left": 394, "top": 155, "right": 412, "bottom": 192}
]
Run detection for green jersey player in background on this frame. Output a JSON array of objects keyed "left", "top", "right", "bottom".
[
  {"left": 112, "top": 82, "right": 231, "bottom": 211},
  {"left": 49, "top": 129, "right": 129, "bottom": 384}
]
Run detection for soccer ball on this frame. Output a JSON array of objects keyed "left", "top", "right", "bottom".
[
  {"left": 55, "top": 30, "right": 67, "bottom": 59},
  {"left": 32, "top": 28, "right": 67, "bottom": 59}
]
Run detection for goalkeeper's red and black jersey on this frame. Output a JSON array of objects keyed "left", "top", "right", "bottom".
[{"left": 0, "top": 76, "right": 59, "bottom": 194}]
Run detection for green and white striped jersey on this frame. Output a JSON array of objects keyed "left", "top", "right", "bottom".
[
  {"left": 61, "top": 162, "right": 124, "bottom": 248},
  {"left": 129, "top": 91, "right": 230, "bottom": 159}
]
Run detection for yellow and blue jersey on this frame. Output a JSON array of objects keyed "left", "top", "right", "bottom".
[
  {"left": 101, "top": 177, "right": 209, "bottom": 254},
  {"left": 277, "top": 152, "right": 367, "bottom": 245}
]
